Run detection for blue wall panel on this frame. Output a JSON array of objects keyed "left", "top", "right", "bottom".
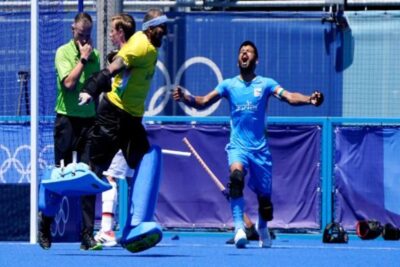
[
  {"left": 0, "top": 11, "right": 340, "bottom": 117},
  {"left": 342, "top": 11, "right": 400, "bottom": 117}
]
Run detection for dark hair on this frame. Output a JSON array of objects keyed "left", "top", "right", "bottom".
[
  {"left": 143, "top": 8, "right": 164, "bottom": 23},
  {"left": 74, "top": 12, "right": 92, "bottom": 24},
  {"left": 239, "top": 40, "right": 258, "bottom": 59}
]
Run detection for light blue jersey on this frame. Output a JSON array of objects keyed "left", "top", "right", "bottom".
[
  {"left": 215, "top": 75, "right": 279, "bottom": 150},
  {"left": 216, "top": 75, "right": 279, "bottom": 233}
]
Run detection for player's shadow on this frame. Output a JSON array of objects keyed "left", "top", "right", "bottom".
[{"left": 57, "top": 253, "right": 192, "bottom": 258}]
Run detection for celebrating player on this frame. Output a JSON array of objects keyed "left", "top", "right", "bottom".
[
  {"left": 172, "top": 40, "right": 324, "bottom": 249},
  {"left": 79, "top": 8, "right": 168, "bottom": 253}
]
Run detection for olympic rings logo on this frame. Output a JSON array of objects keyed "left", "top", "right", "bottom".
[
  {"left": 0, "top": 144, "right": 31, "bottom": 183},
  {"left": 145, "top": 56, "right": 224, "bottom": 116},
  {"left": 51, "top": 196, "right": 70, "bottom": 237},
  {"left": 0, "top": 144, "right": 53, "bottom": 183}
]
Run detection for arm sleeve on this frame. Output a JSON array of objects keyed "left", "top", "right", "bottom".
[
  {"left": 117, "top": 37, "right": 144, "bottom": 68},
  {"left": 267, "top": 78, "right": 280, "bottom": 93},
  {"left": 55, "top": 48, "right": 73, "bottom": 84},
  {"left": 215, "top": 79, "right": 230, "bottom": 97}
]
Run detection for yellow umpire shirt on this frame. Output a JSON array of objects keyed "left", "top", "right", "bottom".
[{"left": 106, "top": 31, "right": 157, "bottom": 117}]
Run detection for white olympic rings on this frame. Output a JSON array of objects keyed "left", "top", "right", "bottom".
[
  {"left": 52, "top": 196, "right": 70, "bottom": 237},
  {"left": 145, "top": 56, "right": 223, "bottom": 117},
  {"left": 0, "top": 144, "right": 53, "bottom": 183},
  {"left": 0, "top": 144, "right": 31, "bottom": 183},
  {"left": 146, "top": 61, "right": 171, "bottom": 116}
]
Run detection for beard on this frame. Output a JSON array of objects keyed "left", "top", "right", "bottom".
[
  {"left": 151, "top": 36, "right": 163, "bottom": 48},
  {"left": 239, "top": 60, "right": 256, "bottom": 73}
]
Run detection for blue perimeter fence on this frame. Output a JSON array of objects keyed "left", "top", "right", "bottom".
[{"left": 2, "top": 115, "right": 400, "bottom": 241}]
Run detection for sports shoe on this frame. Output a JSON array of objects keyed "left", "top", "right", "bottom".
[
  {"left": 257, "top": 225, "right": 272, "bottom": 248},
  {"left": 234, "top": 228, "right": 248, "bottom": 248},
  {"left": 225, "top": 224, "right": 264, "bottom": 244},
  {"left": 245, "top": 225, "right": 260, "bottom": 241},
  {"left": 38, "top": 213, "right": 53, "bottom": 250},
  {"left": 80, "top": 232, "right": 103, "bottom": 250},
  {"left": 95, "top": 230, "right": 117, "bottom": 247}
]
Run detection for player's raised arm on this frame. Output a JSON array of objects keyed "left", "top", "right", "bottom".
[
  {"left": 172, "top": 86, "right": 221, "bottom": 110},
  {"left": 274, "top": 87, "right": 324, "bottom": 107},
  {"left": 107, "top": 55, "right": 127, "bottom": 76},
  {"left": 78, "top": 54, "right": 128, "bottom": 105}
]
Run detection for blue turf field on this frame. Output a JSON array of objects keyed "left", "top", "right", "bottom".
[{"left": 1, "top": 232, "right": 400, "bottom": 267}]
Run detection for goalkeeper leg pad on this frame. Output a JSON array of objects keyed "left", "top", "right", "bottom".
[{"left": 129, "top": 145, "right": 162, "bottom": 226}]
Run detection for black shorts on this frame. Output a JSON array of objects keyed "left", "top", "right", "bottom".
[
  {"left": 89, "top": 96, "right": 149, "bottom": 172},
  {"left": 53, "top": 114, "right": 95, "bottom": 166}
]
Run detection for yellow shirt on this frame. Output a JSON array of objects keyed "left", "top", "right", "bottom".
[{"left": 107, "top": 31, "right": 157, "bottom": 116}]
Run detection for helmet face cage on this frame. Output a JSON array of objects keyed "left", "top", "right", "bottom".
[
  {"left": 355, "top": 221, "right": 400, "bottom": 241},
  {"left": 323, "top": 222, "right": 348, "bottom": 243},
  {"left": 356, "top": 220, "right": 382, "bottom": 240},
  {"left": 382, "top": 223, "right": 400, "bottom": 241}
]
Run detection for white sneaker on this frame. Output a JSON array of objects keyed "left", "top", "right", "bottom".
[
  {"left": 257, "top": 226, "right": 272, "bottom": 248},
  {"left": 234, "top": 228, "right": 248, "bottom": 248},
  {"left": 94, "top": 230, "right": 117, "bottom": 247}
]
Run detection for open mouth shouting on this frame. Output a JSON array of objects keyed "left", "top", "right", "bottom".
[{"left": 240, "top": 54, "right": 250, "bottom": 68}]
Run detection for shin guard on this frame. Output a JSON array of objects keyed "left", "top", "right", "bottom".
[{"left": 258, "top": 196, "right": 274, "bottom": 221}]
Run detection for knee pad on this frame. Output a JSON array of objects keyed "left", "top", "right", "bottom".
[
  {"left": 258, "top": 196, "right": 274, "bottom": 221},
  {"left": 228, "top": 170, "right": 244, "bottom": 199}
]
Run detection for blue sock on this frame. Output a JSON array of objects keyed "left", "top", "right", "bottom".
[
  {"left": 258, "top": 216, "right": 267, "bottom": 229},
  {"left": 231, "top": 197, "right": 245, "bottom": 232}
]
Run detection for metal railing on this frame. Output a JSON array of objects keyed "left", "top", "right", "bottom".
[{"left": 0, "top": 0, "right": 400, "bottom": 10}]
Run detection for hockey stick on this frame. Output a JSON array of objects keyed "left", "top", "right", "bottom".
[
  {"left": 161, "top": 149, "right": 191, "bottom": 157},
  {"left": 182, "top": 137, "right": 254, "bottom": 227}
]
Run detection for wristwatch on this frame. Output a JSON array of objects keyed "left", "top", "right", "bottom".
[{"left": 80, "top": 58, "right": 88, "bottom": 65}]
